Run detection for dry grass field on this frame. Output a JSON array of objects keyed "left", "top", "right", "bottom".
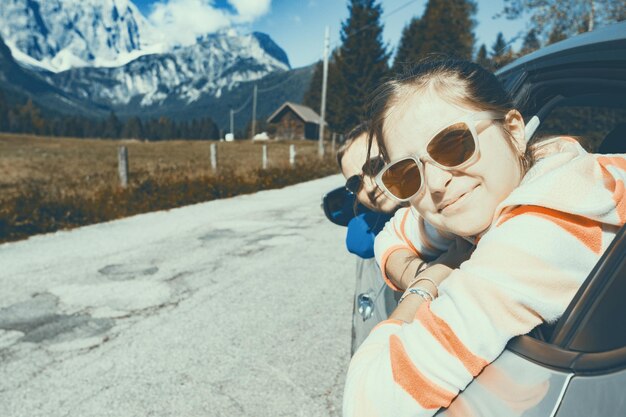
[
  {"left": 0, "top": 133, "right": 338, "bottom": 242},
  {"left": 0, "top": 133, "right": 331, "bottom": 196}
]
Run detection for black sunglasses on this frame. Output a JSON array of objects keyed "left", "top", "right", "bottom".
[{"left": 344, "top": 156, "right": 386, "bottom": 194}]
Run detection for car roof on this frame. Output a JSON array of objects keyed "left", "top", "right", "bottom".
[{"left": 497, "top": 21, "right": 626, "bottom": 77}]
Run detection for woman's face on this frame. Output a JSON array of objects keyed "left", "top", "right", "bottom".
[{"left": 383, "top": 89, "right": 525, "bottom": 236}]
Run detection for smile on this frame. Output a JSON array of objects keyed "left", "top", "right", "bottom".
[{"left": 439, "top": 185, "right": 479, "bottom": 214}]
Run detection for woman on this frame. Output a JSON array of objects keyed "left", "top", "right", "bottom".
[{"left": 343, "top": 59, "right": 626, "bottom": 417}]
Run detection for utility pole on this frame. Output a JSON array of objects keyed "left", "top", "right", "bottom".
[
  {"left": 230, "top": 108, "right": 234, "bottom": 137},
  {"left": 318, "top": 25, "right": 330, "bottom": 158},
  {"left": 251, "top": 84, "right": 258, "bottom": 139}
]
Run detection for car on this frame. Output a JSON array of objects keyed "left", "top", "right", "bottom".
[{"left": 322, "top": 20, "right": 626, "bottom": 416}]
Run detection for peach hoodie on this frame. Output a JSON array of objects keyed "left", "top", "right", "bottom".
[{"left": 343, "top": 138, "right": 626, "bottom": 417}]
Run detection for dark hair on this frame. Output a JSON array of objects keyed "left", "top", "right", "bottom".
[
  {"left": 336, "top": 121, "right": 371, "bottom": 169},
  {"left": 368, "top": 57, "right": 533, "bottom": 174}
]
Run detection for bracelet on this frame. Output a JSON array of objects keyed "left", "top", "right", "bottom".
[
  {"left": 413, "top": 277, "right": 438, "bottom": 291},
  {"left": 414, "top": 260, "right": 428, "bottom": 276},
  {"left": 405, "top": 275, "right": 438, "bottom": 291},
  {"left": 398, "top": 259, "right": 415, "bottom": 286},
  {"left": 398, "top": 287, "right": 434, "bottom": 304},
  {"left": 400, "top": 261, "right": 428, "bottom": 290},
  {"left": 399, "top": 258, "right": 422, "bottom": 288}
]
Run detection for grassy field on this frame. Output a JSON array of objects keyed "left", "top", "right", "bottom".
[{"left": 0, "top": 133, "right": 338, "bottom": 242}]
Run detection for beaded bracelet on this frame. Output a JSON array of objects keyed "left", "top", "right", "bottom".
[{"left": 398, "top": 287, "right": 434, "bottom": 304}]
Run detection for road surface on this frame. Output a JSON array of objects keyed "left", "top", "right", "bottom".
[{"left": 0, "top": 174, "right": 355, "bottom": 417}]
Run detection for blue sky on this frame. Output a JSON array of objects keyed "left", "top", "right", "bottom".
[{"left": 134, "top": 0, "right": 529, "bottom": 68}]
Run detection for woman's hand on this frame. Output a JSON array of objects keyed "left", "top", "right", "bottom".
[
  {"left": 435, "top": 237, "right": 474, "bottom": 270},
  {"left": 390, "top": 239, "right": 474, "bottom": 323}
]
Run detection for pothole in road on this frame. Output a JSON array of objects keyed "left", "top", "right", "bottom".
[
  {"left": 22, "top": 314, "right": 114, "bottom": 344},
  {"left": 0, "top": 293, "right": 114, "bottom": 346},
  {"left": 98, "top": 264, "right": 159, "bottom": 281},
  {"left": 0, "top": 293, "right": 59, "bottom": 333},
  {"left": 245, "top": 233, "right": 302, "bottom": 247},
  {"left": 50, "top": 281, "right": 171, "bottom": 312},
  {"left": 198, "top": 228, "right": 236, "bottom": 242}
]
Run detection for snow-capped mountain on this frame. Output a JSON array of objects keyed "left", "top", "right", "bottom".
[
  {"left": 0, "top": 0, "right": 293, "bottom": 110},
  {"left": 0, "top": 0, "right": 162, "bottom": 72},
  {"left": 0, "top": 34, "right": 108, "bottom": 117},
  {"left": 48, "top": 31, "right": 290, "bottom": 107}
]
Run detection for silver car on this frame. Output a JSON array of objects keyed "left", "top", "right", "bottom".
[{"left": 323, "top": 20, "right": 626, "bottom": 416}]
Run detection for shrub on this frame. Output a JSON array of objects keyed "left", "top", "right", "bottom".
[{"left": 0, "top": 157, "right": 338, "bottom": 243}]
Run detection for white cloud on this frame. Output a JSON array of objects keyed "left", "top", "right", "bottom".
[
  {"left": 147, "top": 0, "right": 272, "bottom": 46},
  {"left": 229, "top": 0, "right": 271, "bottom": 21}
]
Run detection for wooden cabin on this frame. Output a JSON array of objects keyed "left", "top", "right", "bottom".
[{"left": 266, "top": 102, "right": 325, "bottom": 140}]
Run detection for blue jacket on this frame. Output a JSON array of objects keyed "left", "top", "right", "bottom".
[{"left": 346, "top": 211, "right": 392, "bottom": 259}]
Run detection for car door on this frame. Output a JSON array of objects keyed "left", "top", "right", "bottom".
[{"left": 438, "top": 222, "right": 626, "bottom": 417}]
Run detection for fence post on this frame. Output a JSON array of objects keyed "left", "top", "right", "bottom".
[
  {"left": 289, "top": 144, "right": 296, "bottom": 167},
  {"left": 331, "top": 133, "right": 336, "bottom": 154},
  {"left": 262, "top": 144, "right": 268, "bottom": 169},
  {"left": 210, "top": 143, "right": 218, "bottom": 171},
  {"left": 118, "top": 146, "right": 128, "bottom": 188}
]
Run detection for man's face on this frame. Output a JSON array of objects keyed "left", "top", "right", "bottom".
[{"left": 340, "top": 134, "right": 400, "bottom": 214}]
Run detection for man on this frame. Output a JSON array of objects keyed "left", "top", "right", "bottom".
[
  {"left": 336, "top": 122, "right": 401, "bottom": 258},
  {"left": 336, "top": 122, "right": 403, "bottom": 353},
  {"left": 337, "top": 123, "right": 399, "bottom": 214}
]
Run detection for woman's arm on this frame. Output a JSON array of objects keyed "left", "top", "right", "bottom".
[
  {"left": 374, "top": 207, "right": 454, "bottom": 291},
  {"left": 390, "top": 238, "right": 474, "bottom": 322},
  {"left": 344, "top": 207, "right": 610, "bottom": 417}
]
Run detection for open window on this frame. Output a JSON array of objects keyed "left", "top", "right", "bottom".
[
  {"left": 533, "top": 97, "right": 626, "bottom": 153},
  {"left": 509, "top": 224, "right": 626, "bottom": 373},
  {"left": 505, "top": 68, "right": 626, "bottom": 373}
]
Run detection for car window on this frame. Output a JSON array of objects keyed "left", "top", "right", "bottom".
[
  {"left": 535, "top": 105, "right": 626, "bottom": 152},
  {"left": 506, "top": 92, "right": 626, "bottom": 371},
  {"left": 509, "top": 224, "right": 626, "bottom": 373}
]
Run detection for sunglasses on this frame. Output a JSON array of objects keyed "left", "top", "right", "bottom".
[
  {"left": 345, "top": 156, "right": 386, "bottom": 194},
  {"left": 375, "top": 111, "right": 504, "bottom": 202}
]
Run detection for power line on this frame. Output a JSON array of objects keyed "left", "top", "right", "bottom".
[
  {"left": 328, "top": 0, "right": 421, "bottom": 50},
  {"left": 229, "top": 0, "right": 422, "bottom": 133},
  {"left": 257, "top": 70, "right": 301, "bottom": 93},
  {"left": 231, "top": 94, "right": 252, "bottom": 114}
]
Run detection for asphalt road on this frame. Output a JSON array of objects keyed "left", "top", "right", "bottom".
[{"left": 0, "top": 174, "right": 355, "bottom": 417}]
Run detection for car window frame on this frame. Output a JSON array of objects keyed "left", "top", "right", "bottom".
[{"left": 500, "top": 63, "right": 626, "bottom": 374}]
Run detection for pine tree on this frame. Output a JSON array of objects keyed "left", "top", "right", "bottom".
[
  {"left": 157, "top": 116, "right": 174, "bottom": 140},
  {"left": 19, "top": 99, "right": 45, "bottom": 134},
  {"left": 325, "top": 49, "right": 349, "bottom": 131},
  {"left": 547, "top": 26, "right": 567, "bottom": 45},
  {"left": 392, "top": 17, "right": 426, "bottom": 72},
  {"left": 475, "top": 43, "right": 492, "bottom": 70},
  {"left": 519, "top": 29, "right": 541, "bottom": 56},
  {"left": 103, "top": 111, "right": 122, "bottom": 139},
  {"left": 420, "top": 0, "right": 477, "bottom": 60},
  {"left": 303, "top": 60, "right": 323, "bottom": 112},
  {"left": 0, "top": 90, "right": 8, "bottom": 132},
  {"left": 333, "top": 0, "right": 390, "bottom": 132},
  {"left": 121, "top": 116, "right": 143, "bottom": 139},
  {"left": 502, "top": 0, "right": 626, "bottom": 43},
  {"left": 144, "top": 119, "right": 157, "bottom": 140},
  {"left": 392, "top": 0, "right": 476, "bottom": 74},
  {"left": 199, "top": 117, "right": 219, "bottom": 139},
  {"left": 490, "top": 32, "right": 514, "bottom": 69}
]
